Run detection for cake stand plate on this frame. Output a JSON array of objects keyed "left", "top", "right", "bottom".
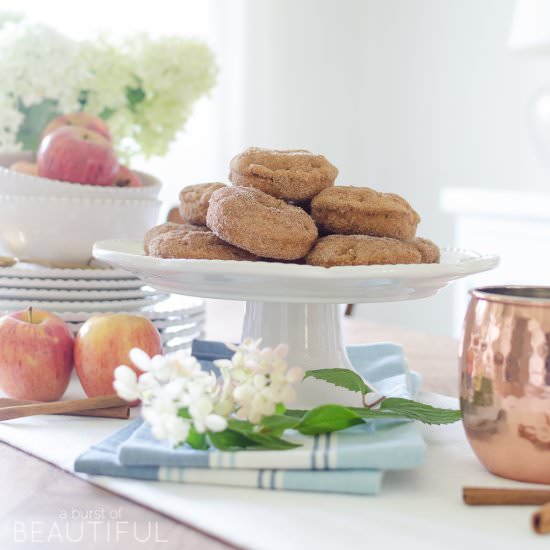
[{"left": 93, "top": 239, "right": 498, "bottom": 407}]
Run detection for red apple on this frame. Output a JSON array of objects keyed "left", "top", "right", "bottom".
[
  {"left": 114, "top": 164, "right": 143, "bottom": 188},
  {"left": 0, "top": 308, "right": 74, "bottom": 401},
  {"left": 74, "top": 314, "right": 162, "bottom": 398},
  {"left": 9, "top": 161, "right": 38, "bottom": 176},
  {"left": 37, "top": 126, "right": 119, "bottom": 186},
  {"left": 41, "top": 112, "right": 111, "bottom": 142}
]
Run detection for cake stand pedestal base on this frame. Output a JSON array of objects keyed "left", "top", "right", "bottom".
[{"left": 242, "top": 302, "right": 363, "bottom": 408}]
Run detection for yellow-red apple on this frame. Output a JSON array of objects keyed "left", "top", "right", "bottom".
[
  {"left": 74, "top": 314, "right": 162, "bottom": 399},
  {"left": 9, "top": 161, "right": 38, "bottom": 176},
  {"left": 41, "top": 112, "right": 111, "bottom": 142},
  {"left": 37, "top": 126, "right": 119, "bottom": 186},
  {"left": 114, "top": 164, "right": 143, "bottom": 188},
  {"left": 0, "top": 308, "right": 74, "bottom": 401}
]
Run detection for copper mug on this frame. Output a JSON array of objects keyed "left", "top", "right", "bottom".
[{"left": 461, "top": 286, "right": 550, "bottom": 484}]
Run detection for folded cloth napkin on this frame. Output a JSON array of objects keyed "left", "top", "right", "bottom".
[
  {"left": 74, "top": 341, "right": 425, "bottom": 495},
  {"left": 75, "top": 419, "right": 384, "bottom": 495}
]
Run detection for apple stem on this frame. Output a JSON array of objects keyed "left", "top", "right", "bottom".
[{"left": 27, "top": 306, "right": 33, "bottom": 324}]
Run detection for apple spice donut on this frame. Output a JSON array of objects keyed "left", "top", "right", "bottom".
[
  {"left": 411, "top": 237, "right": 440, "bottom": 264},
  {"left": 179, "top": 182, "right": 227, "bottom": 225},
  {"left": 311, "top": 186, "right": 420, "bottom": 241},
  {"left": 147, "top": 230, "right": 257, "bottom": 261},
  {"left": 143, "top": 222, "right": 207, "bottom": 254},
  {"left": 229, "top": 147, "right": 338, "bottom": 202},
  {"left": 206, "top": 186, "right": 318, "bottom": 260},
  {"left": 305, "top": 235, "right": 422, "bottom": 267}
]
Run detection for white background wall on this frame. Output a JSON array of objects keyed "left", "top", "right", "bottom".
[
  {"left": 3, "top": 0, "right": 549, "bottom": 336},
  {"left": 234, "top": 0, "right": 550, "bottom": 336}
]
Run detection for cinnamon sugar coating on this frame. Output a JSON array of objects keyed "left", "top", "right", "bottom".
[
  {"left": 148, "top": 229, "right": 257, "bottom": 261},
  {"left": 179, "top": 182, "right": 227, "bottom": 225},
  {"left": 305, "top": 235, "right": 422, "bottom": 267},
  {"left": 411, "top": 237, "right": 440, "bottom": 263},
  {"left": 229, "top": 147, "right": 338, "bottom": 202},
  {"left": 143, "top": 222, "right": 207, "bottom": 254},
  {"left": 206, "top": 186, "right": 318, "bottom": 260},
  {"left": 311, "top": 186, "right": 420, "bottom": 240}
]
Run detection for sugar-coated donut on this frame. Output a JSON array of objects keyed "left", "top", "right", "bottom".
[
  {"left": 311, "top": 186, "right": 420, "bottom": 240},
  {"left": 148, "top": 229, "right": 257, "bottom": 261},
  {"left": 179, "top": 182, "right": 226, "bottom": 225},
  {"left": 206, "top": 186, "right": 318, "bottom": 260},
  {"left": 411, "top": 237, "right": 440, "bottom": 263},
  {"left": 305, "top": 235, "right": 422, "bottom": 267},
  {"left": 143, "top": 222, "right": 208, "bottom": 254},
  {"left": 229, "top": 147, "right": 338, "bottom": 202}
]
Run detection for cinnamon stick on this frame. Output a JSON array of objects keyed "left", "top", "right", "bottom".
[
  {"left": 0, "top": 398, "right": 129, "bottom": 419},
  {"left": 533, "top": 503, "right": 550, "bottom": 534},
  {"left": 0, "top": 395, "right": 129, "bottom": 421},
  {"left": 463, "top": 487, "right": 550, "bottom": 506}
]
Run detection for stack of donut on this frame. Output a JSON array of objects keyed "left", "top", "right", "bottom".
[{"left": 144, "top": 147, "right": 440, "bottom": 267}]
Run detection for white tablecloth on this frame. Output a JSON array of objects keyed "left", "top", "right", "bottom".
[{"left": 0, "top": 383, "right": 548, "bottom": 550}]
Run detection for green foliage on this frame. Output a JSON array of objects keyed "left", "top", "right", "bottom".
[
  {"left": 15, "top": 99, "right": 59, "bottom": 151},
  {"left": 304, "top": 369, "right": 373, "bottom": 398},
  {"left": 186, "top": 427, "right": 209, "bottom": 450},
  {"left": 190, "top": 370, "right": 461, "bottom": 451},
  {"left": 296, "top": 405, "right": 364, "bottom": 435}
]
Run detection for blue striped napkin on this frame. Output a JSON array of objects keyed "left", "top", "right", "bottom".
[
  {"left": 75, "top": 419, "right": 384, "bottom": 495},
  {"left": 74, "top": 341, "right": 426, "bottom": 495}
]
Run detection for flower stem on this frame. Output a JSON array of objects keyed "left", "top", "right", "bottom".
[{"left": 366, "top": 395, "right": 386, "bottom": 409}]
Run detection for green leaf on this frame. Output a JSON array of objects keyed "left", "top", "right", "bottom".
[
  {"left": 15, "top": 99, "right": 60, "bottom": 151},
  {"left": 244, "top": 432, "right": 301, "bottom": 450},
  {"left": 186, "top": 426, "right": 209, "bottom": 450},
  {"left": 178, "top": 407, "right": 191, "bottom": 419},
  {"left": 260, "top": 414, "right": 301, "bottom": 433},
  {"left": 227, "top": 418, "right": 256, "bottom": 433},
  {"left": 282, "top": 409, "right": 308, "bottom": 419},
  {"left": 379, "top": 398, "right": 461, "bottom": 425},
  {"left": 349, "top": 398, "right": 461, "bottom": 425},
  {"left": 207, "top": 429, "right": 259, "bottom": 451},
  {"left": 126, "top": 85, "right": 146, "bottom": 111},
  {"left": 208, "top": 426, "right": 300, "bottom": 451},
  {"left": 227, "top": 417, "right": 301, "bottom": 450},
  {"left": 297, "top": 404, "right": 364, "bottom": 435},
  {"left": 304, "top": 369, "right": 373, "bottom": 397}
]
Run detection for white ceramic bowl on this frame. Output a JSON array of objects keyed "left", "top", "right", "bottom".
[
  {"left": 0, "top": 195, "right": 161, "bottom": 264},
  {"left": 0, "top": 152, "right": 161, "bottom": 200}
]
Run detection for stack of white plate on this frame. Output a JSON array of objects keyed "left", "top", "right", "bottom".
[{"left": 0, "top": 263, "right": 205, "bottom": 353}]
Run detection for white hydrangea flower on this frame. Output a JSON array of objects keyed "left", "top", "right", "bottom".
[
  {"left": 113, "top": 365, "right": 140, "bottom": 401},
  {"left": 0, "top": 93, "right": 23, "bottom": 152},
  {"left": 114, "top": 348, "right": 229, "bottom": 447},
  {"left": 114, "top": 340, "right": 304, "bottom": 447},
  {"left": 0, "top": 21, "right": 84, "bottom": 110},
  {"left": 0, "top": 21, "right": 216, "bottom": 158},
  {"left": 0, "top": 21, "right": 84, "bottom": 150},
  {"left": 215, "top": 339, "right": 304, "bottom": 424},
  {"left": 143, "top": 406, "right": 190, "bottom": 446}
]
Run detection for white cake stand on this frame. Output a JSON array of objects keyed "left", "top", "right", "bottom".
[{"left": 93, "top": 239, "right": 498, "bottom": 408}]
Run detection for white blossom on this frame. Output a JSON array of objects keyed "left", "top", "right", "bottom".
[
  {"left": 114, "top": 348, "right": 231, "bottom": 447},
  {"left": 0, "top": 22, "right": 84, "bottom": 108},
  {"left": 112, "top": 365, "right": 139, "bottom": 401},
  {"left": 0, "top": 20, "right": 216, "bottom": 158},
  {"left": 214, "top": 338, "right": 304, "bottom": 424},
  {"left": 114, "top": 340, "right": 304, "bottom": 447}
]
